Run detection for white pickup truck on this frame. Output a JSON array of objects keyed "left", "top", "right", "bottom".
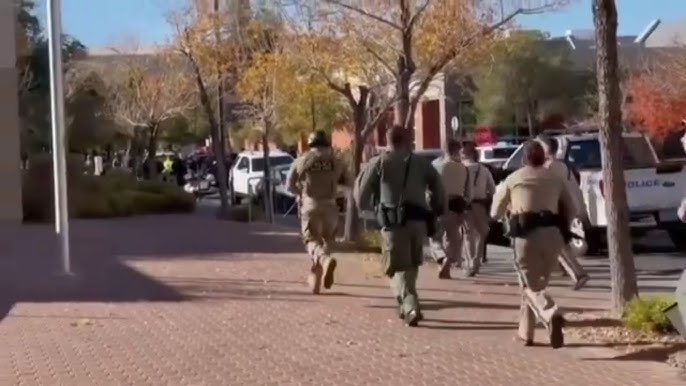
[
  {"left": 501, "top": 131, "right": 686, "bottom": 252},
  {"left": 230, "top": 150, "right": 295, "bottom": 201}
]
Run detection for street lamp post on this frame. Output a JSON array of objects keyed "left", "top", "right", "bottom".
[{"left": 46, "top": 0, "right": 72, "bottom": 275}]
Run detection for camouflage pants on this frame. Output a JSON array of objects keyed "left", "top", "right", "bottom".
[
  {"left": 300, "top": 202, "right": 338, "bottom": 262},
  {"left": 513, "top": 227, "right": 564, "bottom": 341}
]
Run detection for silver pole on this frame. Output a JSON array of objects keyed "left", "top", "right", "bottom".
[{"left": 46, "top": 0, "right": 72, "bottom": 275}]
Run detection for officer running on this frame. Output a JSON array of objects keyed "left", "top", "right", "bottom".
[
  {"left": 430, "top": 139, "right": 470, "bottom": 278},
  {"left": 286, "top": 130, "right": 351, "bottom": 294},
  {"left": 491, "top": 141, "right": 575, "bottom": 348},
  {"left": 356, "top": 125, "right": 444, "bottom": 326},
  {"left": 461, "top": 143, "right": 495, "bottom": 276},
  {"left": 535, "top": 134, "right": 590, "bottom": 290}
]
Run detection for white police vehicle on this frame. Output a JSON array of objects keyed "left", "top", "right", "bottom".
[
  {"left": 477, "top": 142, "right": 519, "bottom": 169},
  {"left": 231, "top": 150, "right": 294, "bottom": 200},
  {"left": 502, "top": 129, "right": 686, "bottom": 251}
]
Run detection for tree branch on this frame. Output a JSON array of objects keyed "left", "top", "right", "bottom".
[{"left": 324, "top": 0, "right": 402, "bottom": 31}]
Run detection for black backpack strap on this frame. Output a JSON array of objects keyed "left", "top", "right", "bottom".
[{"left": 463, "top": 164, "right": 471, "bottom": 198}]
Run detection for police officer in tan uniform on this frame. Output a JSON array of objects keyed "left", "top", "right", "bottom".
[
  {"left": 461, "top": 143, "right": 495, "bottom": 276},
  {"left": 536, "top": 134, "right": 590, "bottom": 290},
  {"left": 287, "top": 130, "right": 351, "bottom": 294},
  {"left": 491, "top": 141, "right": 575, "bottom": 348},
  {"left": 356, "top": 126, "right": 444, "bottom": 326},
  {"left": 430, "top": 139, "right": 470, "bottom": 279}
]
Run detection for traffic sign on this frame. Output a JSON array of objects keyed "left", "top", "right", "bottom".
[{"left": 450, "top": 116, "right": 459, "bottom": 132}]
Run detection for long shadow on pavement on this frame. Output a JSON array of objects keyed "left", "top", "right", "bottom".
[{"left": 0, "top": 214, "right": 304, "bottom": 323}]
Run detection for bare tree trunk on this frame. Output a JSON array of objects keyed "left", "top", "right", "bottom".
[
  {"left": 145, "top": 124, "right": 159, "bottom": 180},
  {"left": 394, "top": 66, "right": 412, "bottom": 129},
  {"left": 189, "top": 59, "right": 229, "bottom": 216},
  {"left": 526, "top": 104, "right": 535, "bottom": 137},
  {"left": 262, "top": 120, "right": 274, "bottom": 224},
  {"left": 124, "top": 138, "right": 132, "bottom": 169},
  {"left": 593, "top": 0, "right": 638, "bottom": 316},
  {"left": 344, "top": 125, "right": 363, "bottom": 242}
]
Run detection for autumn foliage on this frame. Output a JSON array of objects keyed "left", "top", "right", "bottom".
[
  {"left": 626, "top": 76, "right": 686, "bottom": 139},
  {"left": 626, "top": 48, "right": 686, "bottom": 139}
]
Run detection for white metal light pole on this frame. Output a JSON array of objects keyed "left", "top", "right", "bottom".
[{"left": 46, "top": 0, "right": 72, "bottom": 275}]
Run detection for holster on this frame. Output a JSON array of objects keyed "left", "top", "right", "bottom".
[
  {"left": 376, "top": 203, "right": 407, "bottom": 228},
  {"left": 447, "top": 196, "right": 469, "bottom": 214},
  {"left": 504, "top": 211, "right": 560, "bottom": 238}
]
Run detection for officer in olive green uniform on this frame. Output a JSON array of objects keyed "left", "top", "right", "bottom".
[
  {"left": 491, "top": 141, "right": 575, "bottom": 348},
  {"left": 287, "top": 131, "right": 351, "bottom": 294},
  {"left": 461, "top": 143, "right": 495, "bottom": 276},
  {"left": 536, "top": 135, "right": 590, "bottom": 291},
  {"left": 356, "top": 126, "right": 444, "bottom": 327},
  {"left": 430, "top": 139, "right": 470, "bottom": 278}
]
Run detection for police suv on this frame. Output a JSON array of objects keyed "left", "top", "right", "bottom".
[{"left": 501, "top": 129, "right": 686, "bottom": 252}]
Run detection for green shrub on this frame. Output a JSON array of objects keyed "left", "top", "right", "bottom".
[
  {"left": 106, "top": 191, "right": 135, "bottom": 216},
  {"left": 159, "top": 190, "right": 196, "bottom": 213},
  {"left": 135, "top": 180, "right": 175, "bottom": 195},
  {"left": 125, "top": 191, "right": 169, "bottom": 214},
  {"left": 22, "top": 153, "right": 85, "bottom": 222},
  {"left": 623, "top": 296, "right": 675, "bottom": 334},
  {"left": 101, "top": 169, "right": 137, "bottom": 191},
  {"left": 76, "top": 194, "right": 116, "bottom": 218},
  {"left": 21, "top": 155, "right": 195, "bottom": 222}
]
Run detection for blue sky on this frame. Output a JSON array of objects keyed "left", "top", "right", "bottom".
[{"left": 51, "top": 0, "right": 686, "bottom": 48}]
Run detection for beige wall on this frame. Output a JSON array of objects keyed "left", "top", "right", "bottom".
[{"left": 0, "top": 0, "right": 23, "bottom": 222}]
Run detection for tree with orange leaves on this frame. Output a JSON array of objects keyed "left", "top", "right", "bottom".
[{"left": 625, "top": 76, "right": 686, "bottom": 139}]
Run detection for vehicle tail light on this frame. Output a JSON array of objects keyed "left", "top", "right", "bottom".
[{"left": 598, "top": 180, "right": 605, "bottom": 198}]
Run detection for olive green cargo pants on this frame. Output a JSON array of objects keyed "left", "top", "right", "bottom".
[{"left": 381, "top": 220, "right": 426, "bottom": 316}]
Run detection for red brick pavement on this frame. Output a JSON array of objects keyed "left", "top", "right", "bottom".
[{"left": 0, "top": 215, "right": 683, "bottom": 385}]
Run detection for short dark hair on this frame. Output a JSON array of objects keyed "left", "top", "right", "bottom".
[
  {"left": 446, "top": 138, "right": 461, "bottom": 156},
  {"left": 387, "top": 125, "right": 408, "bottom": 147},
  {"left": 460, "top": 142, "right": 478, "bottom": 161},
  {"left": 522, "top": 140, "right": 546, "bottom": 167},
  {"left": 536, "top": 134, "right": 558, "bottom": 156}
]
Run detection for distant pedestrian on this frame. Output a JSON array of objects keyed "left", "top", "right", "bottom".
[{"left": 461, "top": 142, "right": 495, "bottom": 273}]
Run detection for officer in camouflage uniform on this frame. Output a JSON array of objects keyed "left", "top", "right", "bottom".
[
  {"left": 491, "top": 141, "right": 575, "bottom": 348},
  {"left": 536, "top": 134, "right": 590, "bottom": 291},
  {"left": 287, "top": 130, "right": 351, "bottom": 294},
  {"left": 356, "top": 125, "right": 444, "bottom": 327}
]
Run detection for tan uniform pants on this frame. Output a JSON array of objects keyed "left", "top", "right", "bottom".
[
  {"left": 429, "top": 211, "right": 466, "bottom": 267},
  {"left": 558, "top": 243, "right": 587, "bottom": 282},
  {"left": 300, "top": 201, "right": 338, "bottom": 262},
  {"left": 463, "top": 203, "right": 490, "bottom": 274},
  {"left": 513, "top": 227, "right": 564, "bottom": 340}
]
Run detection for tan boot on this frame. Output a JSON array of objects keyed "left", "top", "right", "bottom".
[{"left": 307, "top": 262, "right": 323, "bottom": 294}]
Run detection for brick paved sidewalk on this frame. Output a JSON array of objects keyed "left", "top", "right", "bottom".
[{"left": 0, "top": 215, "right": 683, "bottom": 385}]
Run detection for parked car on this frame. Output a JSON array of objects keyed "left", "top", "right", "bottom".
[{"left": 230, "top": 150, "right": 295, "bottom": 202}]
